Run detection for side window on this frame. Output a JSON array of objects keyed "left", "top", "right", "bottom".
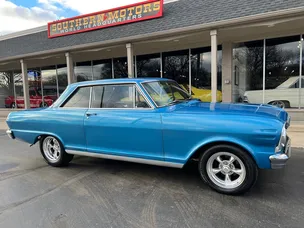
[
  {"left": 62, "top": 87, "right": 91, "bottom": 108},
  {"left": 91, "top": 84, "right": 150, "bottom": 109}
]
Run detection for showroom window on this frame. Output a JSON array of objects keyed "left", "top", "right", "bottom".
[
  {"left": 14, "top": 70, "right": 23, "bottom": 108},
  {"left": 75, "top": 61, "right": 93, "bottom": 82},
  {"left": 233, "top": 36, "right": 304, "bottom": 108},
  {"left": 113, "top": 57, "right": 128, "bottom": 78},
  {"left": 265, "top": 36, "right": 300, "bottom": 108},
  {"left": 41, "top": 66, "right": 58, "bottom": 106},
  {"left": 28, "top": 68, "right": 42, "bottom": 109},
  {"left": 136, "top": 53, "right": 161, "bottom": 78},
  {"left": 92, "top": 59, "right": 112, "bottom": 80},
  {"left": 233, "top": 40, "right": 264, "bottom": 103},
  {"left": 162, "top": 50, "right": 189, "bottom": 91},
  {"left": 57, "top": 64, "right": 68, "bottom": 96},
  {"left": 0, "top": 71, "right": 15, "bottom": 108},
  {"left": 191, "top": 46, "right": 222, "bottom": 101}
]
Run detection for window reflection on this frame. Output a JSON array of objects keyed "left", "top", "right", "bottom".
[
  {"left": 41, "top": 66, "right": 58, "bottom": 106},
  {"left": 265, "top": 36, "right": 300, "bottom": 108},
  {"left": 93, "top": 59, "right": 112, "bottom": 80},
  {"left": 57, "top": 64, "right": 68, "bottom": 96},
  {"left": 136, "top": 54, "right": 161, "bottom": 77},
  {"left": 163, "top": 50, "right": 189, "bottom": 91},
  {"left": 14, "top": 70, "right": 23, "bottom": 108},
  {"left": 75, "top": 61, "right": 93, "bottom": 82},
  {"left": 233, "top": 40, "right": 264, "bottom": 103},
  {"left": 191, "top": 47, "right": 222, "bottom": 102},
  {"left": 28, "top": 68, "right": 42, "bottom": 109},
  {"left": 114, "top": 57, "right": 128, "bottom": 78},
  {"left": 0, "top": 71, "right": 15, "bottom": 108}
]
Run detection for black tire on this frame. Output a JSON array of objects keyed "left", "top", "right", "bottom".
[
  {"left": 198, "top": 144, "right": 258, "bottom": 195},
  {"left": 11, "top": 102, "right": 16, "bottom": 109},
  {"left": 40, "top": 102, "right": 48, "bottom": 108},
  {"left": 269, "top": 100, "right": 290, "bottom": 109},
  {"left": 40, "top": 135, "right": 74, "bottom": 167}
]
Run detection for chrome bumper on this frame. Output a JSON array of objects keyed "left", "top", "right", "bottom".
[
  {"left": 6, "top": 129, "right": 15, "bottom": 139},
  {"left": 269, "top": 137, "right": 291, "bottom": 169}
]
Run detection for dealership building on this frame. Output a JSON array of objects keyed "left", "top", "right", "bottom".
[{"left": 0, "top": 0, "right": 304, "bottom": 111}]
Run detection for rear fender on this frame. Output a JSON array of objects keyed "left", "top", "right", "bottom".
[{"left": 13, "top": 130, "right": 65, "bottom": 147}]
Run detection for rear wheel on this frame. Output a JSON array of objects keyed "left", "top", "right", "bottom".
[
  {"left": 40, "top": 136, "right": 73, "bottom": 167},
  {"left": 269, "top": 100, "right": 290, "bottom": 109},
  {"left": 198, "top": 144, "right": 258, "bottom": 195},
  {"left": 40, "top": 102, "right": 49, "bottom": 107},
  {"left": 11, "top": 102, "right": 16, "bottom": 109}
]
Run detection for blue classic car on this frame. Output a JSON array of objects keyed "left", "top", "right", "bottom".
[{"left": 6, "top": 78, "right": 291, "bottom": 195}]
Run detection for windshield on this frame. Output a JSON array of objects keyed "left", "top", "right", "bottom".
[{"left": 142, "top": 81, "right": 191, "bottom": 107}]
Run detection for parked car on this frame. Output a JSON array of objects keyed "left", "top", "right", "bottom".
[
  {"left": 5, "top": 87, "right": 54, "bottom": 109},
  {"left": 6, "top": 78, "right": 291, "bottom": 195},
  {"left": 243, "top": 76, "right": 304, "bottom": 108},
  {"left": 179, "top": 84, "right": 222, "bottom": 102}
]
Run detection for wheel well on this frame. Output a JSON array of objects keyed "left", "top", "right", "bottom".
[{"left": 188, "top": 141, "right": 257, "bottom": 165}]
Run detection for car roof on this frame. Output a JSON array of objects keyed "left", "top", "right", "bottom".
[{"left": 73, "top": 78, "right": 173, "bottom": 87}]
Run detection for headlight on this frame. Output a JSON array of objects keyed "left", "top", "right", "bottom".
[{"left": 275, "top": 125, "right": 287, "bottom": 153}]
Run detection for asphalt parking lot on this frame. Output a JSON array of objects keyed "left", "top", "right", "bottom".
[{"left": 0, "top": 131, "right": 304, "bottom": 228}]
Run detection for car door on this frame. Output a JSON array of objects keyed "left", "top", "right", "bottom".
[
  {"left": 84, "top": 83, "right": 163, "bottom": 161},
  {"left": 52, "top": 86, "right": 91, "bottom": 152}
]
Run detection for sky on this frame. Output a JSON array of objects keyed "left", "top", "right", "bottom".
[{"left": 0, "top": 0, "right": 144, "bottom": 35}]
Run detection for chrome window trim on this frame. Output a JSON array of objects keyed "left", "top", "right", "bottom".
[
  {"left": 66, "top": 150, "right": 183, "bottom": 168},
  {"left": 88, "top": 87, "right": 92, "bottom": 109},
  {"left": 88, "top": 82, "right": 155, "bottom": 110}
]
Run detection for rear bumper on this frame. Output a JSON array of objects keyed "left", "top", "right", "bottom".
[
  {"left": 269, "top": 137, "right": 291, "bottom": 169},
  {"left": 6, "top": 129, "right": 15, "bottom": 139}
]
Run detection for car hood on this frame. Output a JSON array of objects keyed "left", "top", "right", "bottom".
[{"left": 167, "top": 101, "right": 289, "bottom": 125}]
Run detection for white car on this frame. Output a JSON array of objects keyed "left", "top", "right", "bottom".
[{"left": 243, "top": 76, "right": 304, "bottom": 108}]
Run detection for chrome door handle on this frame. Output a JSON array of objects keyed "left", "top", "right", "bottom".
[{"left": 86, "top": 113, "right": 97, "bottom": 117}]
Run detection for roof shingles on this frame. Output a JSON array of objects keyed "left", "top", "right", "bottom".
[{"left": 0, "top": 0, "right": 304, "bottom": 60}]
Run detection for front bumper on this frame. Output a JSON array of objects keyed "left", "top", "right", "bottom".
[
  {"left": 269, "top": 137, "right": 291, "bottom": 169},
  {"left": 6, "top": 129, "right": 15, "bottom": 139}
]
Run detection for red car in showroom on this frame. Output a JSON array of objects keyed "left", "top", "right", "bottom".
[{"left": 5, "top": 87, "right": 54, "bottom": 109}]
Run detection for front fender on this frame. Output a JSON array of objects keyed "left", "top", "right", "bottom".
[{"left": 186, "top": 136, "right": 271, "bottom": 169}]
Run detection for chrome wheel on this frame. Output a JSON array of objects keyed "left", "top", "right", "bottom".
[
  {"left": 42, "top": 136, "right": 61, "bottom": 163},
  {"left": 270, "top": 100, "right": 285, "bottom": 109},
  {"left": 206, "top": 152, "right": 246, "bottom": 189}
]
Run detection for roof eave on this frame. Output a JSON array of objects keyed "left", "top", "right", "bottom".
[{"left": 1, "top": 6, "right": 304, "bottom": 63}]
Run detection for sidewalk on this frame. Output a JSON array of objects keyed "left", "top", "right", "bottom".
[{"left": 1, "top": 117, "right": 303, "bottom": 148}]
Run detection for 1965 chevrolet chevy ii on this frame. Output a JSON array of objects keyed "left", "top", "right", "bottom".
[{"left": 6, "top": 78, "right": 291, "bottom": 195}]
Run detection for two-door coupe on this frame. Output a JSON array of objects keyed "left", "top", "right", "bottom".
[{"left": 6, "top": 78, "right": 291, "bottom": 195}]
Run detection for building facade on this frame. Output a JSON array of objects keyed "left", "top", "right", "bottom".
[{"left": 0, "top": 0, "right": 304, "bottom": 110}]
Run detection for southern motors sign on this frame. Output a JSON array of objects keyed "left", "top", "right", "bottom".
[{"left": 48, "top": 0, "right": 164, "bottom": 38}]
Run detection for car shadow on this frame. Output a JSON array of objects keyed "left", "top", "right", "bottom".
[{"left": 67, "top": 154, "right": 303, "bottom": 197}]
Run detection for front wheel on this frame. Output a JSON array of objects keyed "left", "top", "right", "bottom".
[
  {"left": 198, "top": 145, "right": 258, "bottom": 195},
  {"left": 40, "top": 136, "right": 74, "bottom": 167}
]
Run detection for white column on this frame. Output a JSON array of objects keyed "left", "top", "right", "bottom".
[
  {"left": 126, "top": 43, "right": 134, "bottom": 78},
  {"left": 65, "top": 52, "right": 74, "bottom": 84},
  {"left": 20, "top": 59, "right": 30, "bottom": 109},
  {"left": 222, "top": 42, "right": 233, "bottom": 102},
  {"left": 210, "top": 30, "right": 218, "bottom": 103}
]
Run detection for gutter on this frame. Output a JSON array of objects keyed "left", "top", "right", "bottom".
[{"left": 1, "top": 6, "right": 304, "bottom": 63}]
